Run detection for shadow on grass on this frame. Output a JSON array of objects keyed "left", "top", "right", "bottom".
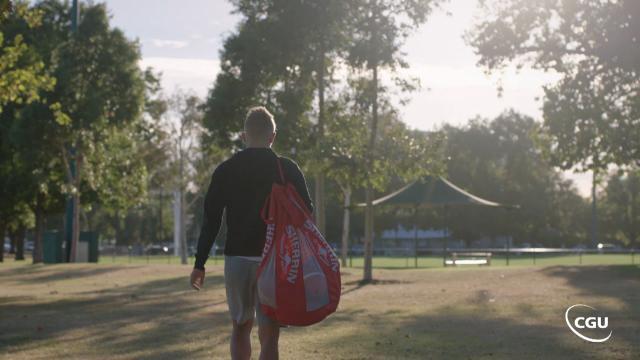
[
  {"left": 342, "top": 278, "right": 412, "bottom": 296},
  {"left": 322, "top": 309, "right": 614, "bottom": 359},
  {"left": 316, "top": 265, "right": 640, "bottom": 359},
  {"left": 0, "top": 274, "right": 228, "bottom": 359},
  {"left": 0, "top": 264, "right": 131, "bottom": 283},
  {"left": 540, "top": 265, "right": 640, "bottom": 352}
]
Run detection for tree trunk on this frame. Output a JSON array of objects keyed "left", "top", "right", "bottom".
[
  {"left": 70, "top": 153, "right": 82, "bottom": 262},
  {"left": 591, "top": 169, "right": 599, "bottom": 247},
  {"left": 173, "top": 190, "right": 181, "bottom": 256},
  {"left": 314, "top": 175, "right": 326, "bottom": 233},
  {"left": 314, "top": 46, "right": 327, "bottom": 234},
  {"left": 0, "top": 221, "right": 5, "bottom": 262},
  {"left": 32, "top": 192, "right": 45, "bottom": 264},
  {"left": 363, "top": 188, "right": 374, "bottom": 281},
  {"left": 341, "top": 186, "right": 351, "bottom": 267},
  {"left": 630, "top": 180, "right": 637, "bottom": 248},
  {"left": 9, "top": 232, "right": 15, "bottom": 254},
  {"left": 180, "top": 190, "right": 188, "bottom": 265},
  {"left": 363, "top": 58, "right": 379, "bottom": 282},
  {"left": 114, "top": 211, "right": 124, "bottom": 246},
  {"left": 12, "top": 226, "right": 26, "bottom": 261},
  {"left": 158, "top": 188, "right": 164, "bottom": 243}
]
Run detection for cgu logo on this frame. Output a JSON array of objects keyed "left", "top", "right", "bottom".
[{"left": 565, "top": 304, "right": 612, "bottom": 343}]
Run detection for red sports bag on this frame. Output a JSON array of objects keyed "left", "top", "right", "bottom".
[{"left": 257, "top": 158, "right": 341, "bottom": 326}]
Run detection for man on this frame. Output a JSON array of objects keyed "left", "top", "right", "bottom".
[{"left": 190, "top": 106, "right": 313, "bottom": 360}]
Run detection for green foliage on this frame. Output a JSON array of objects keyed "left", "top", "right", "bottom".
[
  {"left": 318, "top": 76, "right": 445, "bottom": 194},
  {"left": 85, "top": 126, "right": 148, "bottom": 215},
  {"left": 1, "top": 1, "right": 148, "bottom": 248},
  {"left": 467, "top": 0, "right": 640, "bottom": 171},
  {"left": 345, "top": 0, "right": 444, "bottom": 70},
  {"left": 600, "top": 169, "right": 640, "bottom": 247},
  {"left": 0, "top": 1, "right": 55, "bottom": 114},
  {"left": 443, "top": 110, "right": 589, "bottom": 246},
  {"left": 53, "top": 2, "right": 145, "bottom": 134},
  {"left": 203, "top": 0, "right": 331, "bottom": 153}
]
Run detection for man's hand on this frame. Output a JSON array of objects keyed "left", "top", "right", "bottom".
[{"left": 190, "top": 268, "right": 205, "bottom": 291}]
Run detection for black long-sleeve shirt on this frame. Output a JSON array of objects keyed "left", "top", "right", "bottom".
[{"left": 194, "top": 147, "right": 313, "bottom": 270}]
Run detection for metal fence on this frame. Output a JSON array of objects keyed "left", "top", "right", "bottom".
[
  {"left": 342, "top": 247, "right": 637, "bottom": 268},
  {"left": 94, "top": 246, "right": 638, "bottom": 268}
]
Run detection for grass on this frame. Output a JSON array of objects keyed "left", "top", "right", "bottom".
[
  {"left": 95, "top": 253, "right": 638, "bottom": 268},
  {"left": 1, "top": 260, "right": 638, "bottom": 359},
  {"left": 345, "top": 253, "right": 638, "bottom": 268}
]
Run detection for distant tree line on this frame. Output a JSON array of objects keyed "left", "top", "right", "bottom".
[{"left": 1, "top": 1, "right": 637, "bottom": 277}]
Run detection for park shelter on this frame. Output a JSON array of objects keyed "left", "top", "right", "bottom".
[
  {"left": 364, "top": 176, "right": 509, "bottom": 207},
  {"left": 357, "top": 176, "right": 517, "bottom": 266}
]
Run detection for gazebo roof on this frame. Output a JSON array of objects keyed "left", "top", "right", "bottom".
[{"left": 356, "top": 176, "right": 517, "bottom": 208}]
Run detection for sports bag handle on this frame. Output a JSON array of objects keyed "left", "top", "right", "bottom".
[
  {"left": 260, "top": 156, "right": 286, "bottom": 222},
  {"left": 275, "top": 156, "right": 285, "bottom": 184}
]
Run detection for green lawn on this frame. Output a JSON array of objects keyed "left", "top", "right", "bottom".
[
  {"left": 1, "top": 260, "right": 638, "bottom": 359},
  {"left": 96, "top": 253, "right": 637, "bottom": 268},
  {"left": 312, "top": 253, "right": 636, "bottom": 268}
]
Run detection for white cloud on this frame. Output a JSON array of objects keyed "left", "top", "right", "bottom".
[
  {"left": 139, "top": 57, "right": 219, "bottom": 97},
  {"left": 151, "top": 39, "right": 189, "bottom": 49}
]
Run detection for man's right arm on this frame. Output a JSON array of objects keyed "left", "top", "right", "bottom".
[{"left": 194, "top": 162, "right": 228, "bottom": 270}]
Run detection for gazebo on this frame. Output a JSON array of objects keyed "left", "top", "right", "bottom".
[{"left": 357, "top": 176, "right": 518, "bottom": 266}]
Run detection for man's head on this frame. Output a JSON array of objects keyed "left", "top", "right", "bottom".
[{"left": 242, "top": 106, "right": 276, "bottom": 147}]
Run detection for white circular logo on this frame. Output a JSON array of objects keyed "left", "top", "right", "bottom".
[{"left": 565, "top": 304, "right": 612, "bottom": 343}]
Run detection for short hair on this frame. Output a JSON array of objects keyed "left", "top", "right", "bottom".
[{"left": 244, "top": 106, "right": 276, "bottom": 139}]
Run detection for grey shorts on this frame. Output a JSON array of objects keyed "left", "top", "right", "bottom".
[{"left": 224, "top": 256, "right": 277, "bottom": 326}]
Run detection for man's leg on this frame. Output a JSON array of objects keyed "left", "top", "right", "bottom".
[
  {"left": 258, "top": 321, "right": 279, "bottom": 360},
  {"left": 231, "top": 319, "right": 253, "bottom": 360},
  {"left": 225, "top": 257, "right": 259, "bottom": 360}
]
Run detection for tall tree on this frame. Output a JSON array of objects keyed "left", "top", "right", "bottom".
[
  {"left": 322, "top": 77, "right": 445, "bottom": 266},
  {"left": 299, "top": 1, "right": 350, "bottom": 235},
  {"left": 0, "top": 1, "right": 64, "bottom": 263},
  {"left": 202, "top": 0, "right": 319, "bottom": 155},
  {"left": 467, "top": 0, "right": 640, "bottom": 246},
  {"left": 345, "top": 0, "right": 444, "bottom": 281},
  {"left": 42, "top": 1, "right": 145, "bottom": 261},
  {"left": 167, "top": 91, "right": 211, "bottom": 264}
]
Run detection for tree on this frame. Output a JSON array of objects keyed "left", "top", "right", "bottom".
[
  {"left": 467, "top": 0, "right": 640, "bottom": 246},
  {"left": 202, "top": 1, "right": 320, "bottom": 155},
  {"left": 345, "top": 0, "right": 444, "bottom": 281},
  {"left": 601, "top": 169, "right": 640, "bottom": 248},
  {"left": 295, "top": 1, "right": 350, "bottom": 236},
  {"left": 167, "top": 90, "right": 220, "bottom": 264},
  {"left": 93, "top": 68, "right": 174, "bottom": 248},
  {"left": 0, "top": 135, "right": 34, "bottom": 262},
  {"left": 443, "top": 111, "right": 589, "bottom": 247},
  {"left": 204, "top": 1, "right": 358, "bottom": 237},
  {"left": 323, "top": 78, "right": 444, "bottom": 266},
  {"left": 0, "top": 0, "right": 65, "bottom": 263},
  {"left": 1, "top": 101, "right": 66, "bottom": 263},
  {"left": 0, "top": 0, "right": 55, "bottom": 114},
  {"left": 43, "top": 1, "right": 145, "bottom": 261}
]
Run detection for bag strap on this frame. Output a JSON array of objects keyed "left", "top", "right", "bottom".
[
  {"left": 275, "top": 156, "right": 286, "bottom": 184},
  {"left": 261, "top": 156, "right": 286, "bottom": 222}
]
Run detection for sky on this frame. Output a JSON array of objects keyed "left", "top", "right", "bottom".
[{"left": 103, "top": 0, "right": 592, "bottom": 196}]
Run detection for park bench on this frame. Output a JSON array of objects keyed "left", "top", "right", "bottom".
[{"left": 445, "top": 252, "right": 492, "bottom": 266}]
